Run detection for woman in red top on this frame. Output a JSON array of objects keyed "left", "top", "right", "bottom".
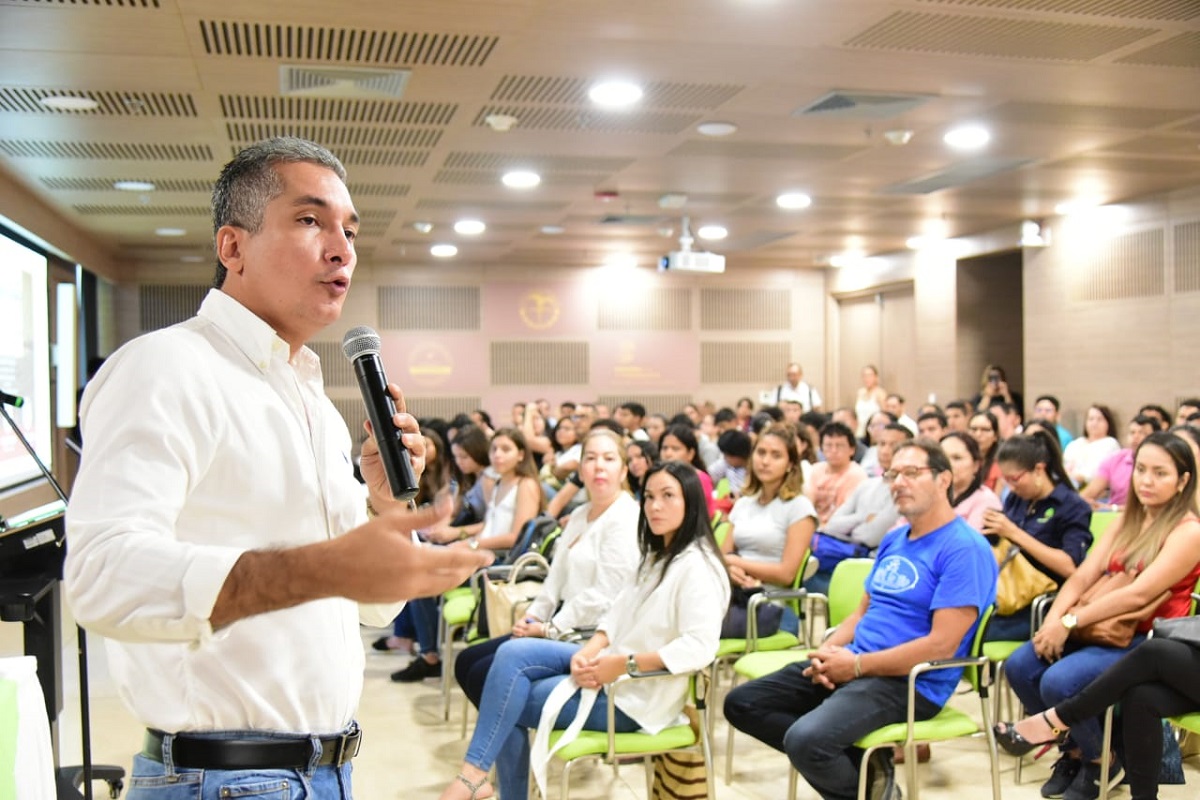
[{"left": 995, "top": 432, "right": 1200, "bottom": 800}]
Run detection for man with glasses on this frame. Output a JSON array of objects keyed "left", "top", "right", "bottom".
[{"left": 725, "top": 440, "right": 997, "bottom": 800}]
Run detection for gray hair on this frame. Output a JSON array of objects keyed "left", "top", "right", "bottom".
[{"left": 211, "top": 137, "right": 347, "bottom": 288}]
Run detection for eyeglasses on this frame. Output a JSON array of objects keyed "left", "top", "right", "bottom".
[
  {"left": 883, "top": 466, "right": 935, "bottom": 483},
  {"left": 1001, "top": 469, "right": 1028, "bottom": 484}
]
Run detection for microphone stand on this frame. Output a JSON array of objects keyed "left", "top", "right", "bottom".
[{"left": 0, "top": 403, "right": 124, "bottom": 800}]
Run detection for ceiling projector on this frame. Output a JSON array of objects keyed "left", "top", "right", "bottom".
[{"left": 658, "top": 250, "right": 726, "bottom": 273}]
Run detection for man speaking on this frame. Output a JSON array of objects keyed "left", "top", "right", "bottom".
[{"left": 64, "top": 138, "right": 491, "bottom": 798}]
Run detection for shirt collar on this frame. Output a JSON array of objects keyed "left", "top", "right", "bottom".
[{"left": 197, "top": 289, "right": 316, "bottom": 376}]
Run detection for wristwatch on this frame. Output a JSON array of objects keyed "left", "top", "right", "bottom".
[
  {"left": 1061, "top": 613, "right": 1078, "bottom": 631},
  {"left": 626, "top": 654, "right": 638, "bottom": 676}
]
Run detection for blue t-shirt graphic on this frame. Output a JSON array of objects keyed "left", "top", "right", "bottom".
[{"left": 850, "top": 516, "right": 997, "bottom": 706}]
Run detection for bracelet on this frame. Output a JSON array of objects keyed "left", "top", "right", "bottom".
[
  {"left": 853, "top": 653, "right": 864, "bottom": 679},
  {"left": 458, "top": 528, "right": 470, "bottom": 541},
  {"left": 467, "top": 536, "right": 479, "bottom": 550}
]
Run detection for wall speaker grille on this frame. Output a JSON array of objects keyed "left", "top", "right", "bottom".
[
  {"left": 138, "top": 285, "right": 207, "bottom": 332},
  {"left": 1069, "top": 228, "right": 1165, "bottom": 301},
  {"left": 491, "top": 342, "right": 588, "bottom": 385},
  {"left": 0, "top": 140, "right": 213, "bottom": 160},
  {"left": 597, "top": 394, "right": 693, "bottom": 417},
  {"left": 0, "top": 88, "right": 192, "bottom": 116},
  {"left": 378, "top": 286, "right": 481, "bottom": 330},
  {"left": 700, "top": 288, "right": 791, "bottom": 330},
  {"left": 403, "top": 396, "right": 484, "bottom": 420},
  {"left": 701, "top": 341, "right": 790, "bottom": 384},
  {"left": 1175, "top": 220, "right": 1200, "bottom": 292},
  {"left": 309, "top": 341, "right": 356, "bottom": 388},
  {"left": 219, "top": 95, "right": 457, "bottom": 125}
]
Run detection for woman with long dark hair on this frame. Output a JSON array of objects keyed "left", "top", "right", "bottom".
[
  {"left": 968, "top": 409, "right": 1004, "bottom": 493},
  {"left": 438, "top": 461, "right": 729, "bottom": 800},
  {"left": 660, "top": 423, "right": 716, "bottom": 515},
  {"left": 940, "top": 431, "right": 1002, "bottom": 531},
  {"left": 1063, "top": 404, "right": 1121, "bottom": 489},
  {"left": 626, "top": 438, "right": 658, "bottom": 500},
  {"left": 996, "top": 433, "right": 1200, "bottom": 800}
]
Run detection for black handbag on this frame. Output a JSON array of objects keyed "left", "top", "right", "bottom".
[
  {"left": 1151, "top": 616, "right": 1200, "bottom": 648},
  {"left": 720, "top": 585, "right": 784, "bottom": 639}
]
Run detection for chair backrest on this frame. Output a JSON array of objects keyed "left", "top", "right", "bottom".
[
  {"left": 964, "top": 604, "right": 996, "bottom": 691},
  {"left": 827, "top": 558, "right": 874, "bottom": 627},
  {"left": 712, "top": 516, "right": 732, "bottom": 548},
  {"left": 714, "top": 477, "right": 731, "bottom": 499},
  {"left": 1088, "top": 510, "right": 1120, "bottom": 553},
  {"left": 502, "top": 515, "right": 560, "bottom": 566}
]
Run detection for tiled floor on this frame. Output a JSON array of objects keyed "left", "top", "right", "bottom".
[{"left": 5, "top": 613, "right": 1199, "bottom": 799}]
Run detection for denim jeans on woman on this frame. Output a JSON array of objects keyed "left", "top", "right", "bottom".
[
  {"left": 464, "top": 637, "right": 639, "bottom": 799},
  {"left": 1004, "top": 635, "right": 1146, "bottom": 761},
  {"left": 127, "top": 729, "right": 354, "bottom": 799}
]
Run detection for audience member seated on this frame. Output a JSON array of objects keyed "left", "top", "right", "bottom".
[
  {"left": 1174, "top": 399, "right": 1200, "bottom": 427},
  {"left": 916, "top": 411, "right": 948, "bottom": 441},
  {"left": 1063, "top": 404, "right": 1121, "bottom": 490},
  {"left": 614, "top": 401, "right": 650, "bottom": 441},
  {"left": 854, "top": 364, "right": 888, "bottom": 437},
  {"left": 1034, "top": 394, "right": 1074, "bottom": 450},
  {"left": 709, "top": 429, "right": 752, "bottom": 501},
  {"left": 626, "top": 439, "right": 658, "bottom": 501},
  {"left": 1138, "top": 404, "right": 1171, "bottom": 431},
  {"left": 438, "top": 461, "right": 729, "bottom": 800},
  {"left": 832, "top": 407, "right": 869, "bottom": 462},
  {"left": 806, "top": 422, "right": 868, "bottom": 527},
  {"left": 969, "top": 409, "right": 1004, "bottom": 494},
  {"left": 724, "top": 440, "right": 997, "bottom": 800},
  {"left": 714, "top": 406, "right": 739, "bottom": 433},
  {"left": 1171, "top": 424, "right": 1200, "bottom": 465},
  {"left": 454, "top": 429, "right": 641, "bottom": 711},
  {"left": 722, "top": 423, "right": 818, "bottom": 634},
  {"left": 736, "top": 396, "right": 756, "bottom": 432},
  {"left": 860, "top": 410, "right": 899, "bottom": 477},
  {"left": 971, "top": 363, "right": 1024, "bottom": 419},
  {"left": 807, "top": 422, "right": 910, "bottom": 595},
  {"left": 995, "top": 401, "right": 1024, "bottom": 440},
  {"left": 645, "top": 412, "right": 669, "bottom": 445},
  {"left": 520, "top": 402, "right": 554, "bottom": 468},
  {"left": 538, "top": 414, "right": 581, "bottom": 500},
  {"left": 945, "top": 400, "right": 972, "bottom": 433},
  {"left": 884, "top": 393, "right": 918, "bottom": 434},
  {"left": 1080, "top": 414, "right": 1160, "bottom": 509},
  {"left": 781, "top": 398, "right": 805, "bottom": 428},
  {"left": 998, "top": 432, "right": 1200, "bottom": 800},
  {"left": 979, "top": 430, "right": 1093, "bottom": 642},
  {"left": 941, "top": 432, "right": 1002, "bottom": 531},
  {"left": 660, "top": 424, "right": 717, "bottom": 516}
]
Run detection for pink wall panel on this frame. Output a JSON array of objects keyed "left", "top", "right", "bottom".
[
  {"left": 591, "top": 332, "right": 699, "bottom": 391},
  {"left": 482, "top": 282, "right": 594, "bottom": 336},
  {"left": 379, "top": 332, "right": 487, "bottom": 394}
]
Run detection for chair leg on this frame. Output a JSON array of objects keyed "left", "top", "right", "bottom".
[
  {"left": 643, "top": 756, "right": 654, "bottom": 799},
  {"left": 723, "top": 671, "right": 742, "bottom": 785},
  {"left": 1098, "top": 706, "right": 1114, "bottom": 800},
  {"left": 560, "top": 757, "right": 577, "bottom": 800},
  {"left": 904, "top": 741, "right": 920, "bottom": 800},
  {"left": 460, "top": 691, "right": 470, "bottom": 738},
  {"left": 857, "top": 745, "right": 874, "bottom": 800},
  {"left": 788, "top": 766, "right": 798, "bottom": 800}
]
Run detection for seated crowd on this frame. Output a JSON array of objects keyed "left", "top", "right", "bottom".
[{"left": 368, "top": 378, "right": 1200, "bottom": 800}]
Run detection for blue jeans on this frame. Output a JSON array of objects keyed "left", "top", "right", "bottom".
[
  {"left": 392, "top": 597, "right": 439, "bottom": 655},
  {"left": 983, "top": 609, "right": 1034, "bottom": 642},
  {"left": 1005, "top": 635, "right": 1146, "bottom": 761},
  {"left": 127, "top": 730, "right": 353, "bottom": 799},
  {"left": 464, "top": 638, "right": 639, "bottom": 799}
]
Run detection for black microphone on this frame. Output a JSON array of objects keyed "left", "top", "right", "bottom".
[
  {"left": 0, "top": 390, "right": 24, "bottom": 408},
  {"left": 342, "top": 326, "right": 419, "bottom": 502}
]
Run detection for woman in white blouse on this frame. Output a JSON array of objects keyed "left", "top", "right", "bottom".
[
  {"left": 439, "top": 461, "right": 729, "bottom": 800},
  {"left": 454, "top": 428, "right": 640, "bottom": 708},
  {"left": 1062, "top": 403, "right": 1121, "bottom": 489},
  {"left": 722, "top": 422, "right": 817, "bottom": 634}
]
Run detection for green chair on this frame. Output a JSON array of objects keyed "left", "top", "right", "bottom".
[
  {"left": 548, "top": 669, "right": 714, "bottom": 800},
  {"left": 786, "top": 606, "right": 1002, "bottom": 800},
  {"left": 725, "top": 557, "right": 874, "bottom": 784},
  {"left": 1088, "top": 510, "right": 1120, "bottom": 553}
]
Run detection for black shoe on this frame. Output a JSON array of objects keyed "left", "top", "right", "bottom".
[
  {"left": 371, "top": 636, "right": 393, "bottom": 652},
  {"left": 1041, "top": 755, "right": 1081, "bottom": 799},
  {"left": 1063, "top": 757, "right": 1123, "bottom": 800},
  {"left": 390, "top": 657, "right": 442, "bottom": 683}
]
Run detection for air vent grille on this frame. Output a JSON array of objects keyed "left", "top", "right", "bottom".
[
  {"left": 432, "top": 169, "right": 607, "bottom": 187},
  {"left": 138, "top": 285, "right": 207, "bottom": 332},
  {"left": 378, "top": 286, "right": 481, "bottom": 330},
  {"left": 491, "top": 342, "right": 588, "bottom": 385},
  {"left": 916, "top": 0, "right": 1200, "bottom": 21},
  {"left": 471, "top": 105, "right": 699, "bottom": 135},
  {"left": 795, "top": 91, "right": 934, "bottom": 119},
  {"left": 219, "top": 95, "right": 457, "bottom": 125},
  {"left": 309, "top": 342, "right": 355, "bottom": 388},
  {"left": 346, "top": 182, "right": 411, "bottom": 198},
  {"left": 1069, "top": 228, "right": 1165, "bottom": 301},
  {"left": 881, "top": 157, "right": 1033, "bottom": 194},
  {"left": 402, "top": 396, "right": 484, "bottom": 420},
  {"left": 598, "top": 288, "right": 691, "bottom": 330},
  {"left": 227, "top": 146, "right": 428, "bottom": 168},
  {"left": 0, "top": 88, "right": 195, "bottom": 116},
  {"left": 700, "top": 288, "right": 791, "bottom": 330},
  {"left": 489, "top": 75, "right": 742, "bottom": 109},
  {"left": 0, "top": 141, "right": 213, "bottom": 160},
  {"left": 356, "top": 210, "right": 395, "bottom": 237},
  {"left": 443, "top": 152, "right": 634, "bottom": 172},
  {"left": 225, "top": 122, "right": 442, "bottom": 149},
  {"left": 1116, "top": 31, "right": 1200, "bottom": 67},
  {"left": 40, "top": 177, "right": 213, "bottom": 192},
  {"left": 198, "top": 22, "right": 499, "bottom": 66},
  {"left": 1175, "top": 220, "right": 1200, "bottom": 292},
  {"left": 0, "top": 0, "right": 159, "bottom": 9},
  {"left": 845, "top": 10, "right": 1155, "bottom": 61},
  {"left": 701, "top": 341, "right": 791, "bottom": 383},
  {"left": 73, "top": 204, "right": 208, "bottom": 216}
]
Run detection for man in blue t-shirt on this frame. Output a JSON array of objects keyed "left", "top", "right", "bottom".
[{"left": 725, "top": 440, "right": 998, "bottom": 800}]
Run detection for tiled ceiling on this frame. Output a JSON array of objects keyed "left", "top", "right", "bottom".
[{"left": 0, "top": 0, "right": 1198, "bottom": 277}]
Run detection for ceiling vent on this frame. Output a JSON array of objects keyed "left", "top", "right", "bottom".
[
  {"left": 599, "top": 214, "right": 665, "bottom": 226},
  {"left": 280, "top": 66, "right": 411, "bottom": 100},
  {"left": 794, "top": 91, "right": 934, "bottom": 120},
  {"left": 880, "top": 156, "right": 1033, "bottom": 195}
]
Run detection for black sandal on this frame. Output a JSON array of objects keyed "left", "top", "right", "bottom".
[
  {"left": 453, "top": 773, "right": 492, "bottom": 799},
  {"left": 994, "top": 712, "right": 1068, "bottom": 757}
]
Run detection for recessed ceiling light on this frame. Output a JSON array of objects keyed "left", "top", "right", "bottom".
[
  {"left": 540, "top": 225, "right": 565, "bottom": 235},
  {"left": 39, "top": 95, "right": 99, "bottom": 111},
  {"left": 484, "top": 114, "right": 518, "bottom": 132},
  {"left": 430, "top": 244, "right": 458, "bottom": 258},
  {"left": 943, "top": 124, "right": 990, "bottom": 150},
  {"left": 588, "top": 81, "right": 643, "bottom": 108},
  {"left": 114, "top": 180, "right": 156, "bottom": 192},
  {"left": 454, "top": 219, "right": 486, "bottom": 235},
  {"left": 155, "top": 227, "right": 186, "bottom": 237},
  {"left": 502, "top": 170, "right": 541, "bottom": 189},
  {"left": 776, "top": 192, "right": 812, "bottom": 210},
  {"left": 603, "top": 253, "right": 638, "bottom": 270},
  {"left": 412, "top": 221, "right": 433, "bottom": 233},
  {"left": 697, "top": 225, "right": 728, "bottom": 240},
  {"left": 697, "top": 121, "right": 738, "bottom": 137}
]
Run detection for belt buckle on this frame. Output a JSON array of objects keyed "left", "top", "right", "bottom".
[{"left": 329, "top": 726, "right": 362, "bottom": 767}]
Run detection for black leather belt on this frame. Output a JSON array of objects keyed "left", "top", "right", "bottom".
[{"left": 141, "top": 725, "right": 361, "bottom": 770}]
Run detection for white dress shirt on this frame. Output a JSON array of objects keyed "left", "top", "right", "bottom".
[
  {"left": 524, "top": 492, "right": 640, "bottom": 632},
  {"left": 65, "top": 290, "right": 393, "bottom": 735}
]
